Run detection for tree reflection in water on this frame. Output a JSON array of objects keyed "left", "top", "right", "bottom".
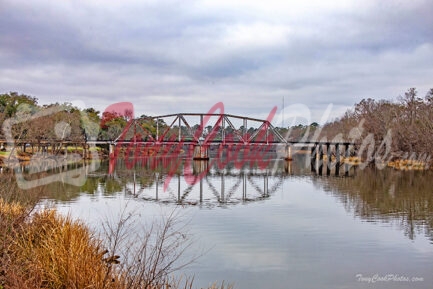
[
  {"left": 313, "top": 167, "right": 433, "bottom": 242},
  {"left": 6, "top": 154, "right": 433, "bottom": 243}
]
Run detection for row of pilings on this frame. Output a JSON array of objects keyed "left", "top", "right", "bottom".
[
  {"left": 309, "top": 142, "right": 354, "bottom": 176},
  {"left": 109, "top": 142, "right": 354, "bottom": 163}
]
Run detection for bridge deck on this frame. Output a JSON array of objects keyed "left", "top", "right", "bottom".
[
  {"left": 112, "top": 140, "right": 355, "bottom": 146},
  {"left": 0, "top": 139, "right": 355, "bottom": 146}
]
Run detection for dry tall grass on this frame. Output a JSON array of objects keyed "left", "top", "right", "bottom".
[
  {"left": 1, "top": 200, "right": 112, "bottom": 288},
  {"left": 0, "top": 198, "right": 233, "bottom": 289}
]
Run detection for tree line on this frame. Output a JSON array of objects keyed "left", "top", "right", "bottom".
[
  {"left": 2, "top": 88, "right": 432, "bottom": 163},
  {"left": 321, "top": 88, "right": 433, "bottom": 161},
  {"left": 0, "top": 92, "right": 133, "bottom": 146},
  {"left": 0, "top": 92, "right": 319, "bottom": 146}
]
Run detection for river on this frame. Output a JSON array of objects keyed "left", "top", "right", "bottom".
[{"left": 22, "top": 153, "right": 433, "bottom": 289}]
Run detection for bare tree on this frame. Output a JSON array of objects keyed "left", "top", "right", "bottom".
[{"left": 101, "top": 207, "right": 201, "bottom": 288}]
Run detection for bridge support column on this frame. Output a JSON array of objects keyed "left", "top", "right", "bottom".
[
  {"left": 193, "top": 145, "right": 209, "bottom": 160},
  {"left": 310, "top": 145, "right": 316, "bottom": 173},
  {"left": 344, "top": 144, "right": 350, "bottom": 176},
  {"left": 310, "top": 145, "right": 316, "bottom": 161},
  {"left": 318, "top": 144, "right": 324, "bottom": 176},
  {"left": 335, "top": 144, "right": 340, "bottom": 176},
  {"left": 326, "top": 143, "right": 331, "bottom": 175},
  {"left": 109, "top": 144, "right": 115, "bottom": 158},
  {"left": 285, "top": 145, "right": 293, "bottom": 161}
]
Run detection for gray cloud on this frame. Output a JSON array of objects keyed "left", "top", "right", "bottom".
[{"left": 1, "top": 0, "right": 432, "bottom": 123}]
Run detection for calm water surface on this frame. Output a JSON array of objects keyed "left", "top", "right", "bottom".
[{"left": 33, "top": 155, "right": 433, "bottom": 289}]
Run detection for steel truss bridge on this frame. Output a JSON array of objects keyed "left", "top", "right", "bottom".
[
  {"left": 114, "top": 113, "right": 287, "bottom": 145},
  {"left": 107, "top": 112, "right": 355, "bottom": 161},
  {"left": 0, "top": 112, "right": 356, "bottom": 163}
]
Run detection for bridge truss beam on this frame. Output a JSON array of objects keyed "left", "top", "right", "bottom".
[{"left": 114, "top": 113, "right": 288, "bottom": 145}]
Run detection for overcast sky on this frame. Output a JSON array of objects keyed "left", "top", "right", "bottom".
[{"left": 1, "top": 0, "right": 432, "bottom": 124}]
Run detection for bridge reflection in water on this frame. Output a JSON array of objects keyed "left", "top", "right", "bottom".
[
  {"left": 5, "top": 154, "right": 432, "bottom": 242},
  {"left": 109, "top": 155, "right": 356, "bottom": 206}
]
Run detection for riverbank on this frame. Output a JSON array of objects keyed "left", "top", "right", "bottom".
[
  {"left": 0, "top": 197, "right": 233, "bottom": 289},
  {"left": 1, "top": 147, "right": 431, "bottom": 172}
]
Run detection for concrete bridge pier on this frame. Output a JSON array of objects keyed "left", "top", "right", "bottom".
[
  {"left": 109, "top": 144, "right": 115, "bottom": 158},
  {"left": 284, "top": 144, "right": 293, "bottom": 161},
  {"left": 193, "top": 145, "right": 209, "bottom": 160}
]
